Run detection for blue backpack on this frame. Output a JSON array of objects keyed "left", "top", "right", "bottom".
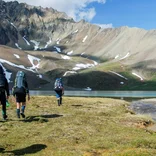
[
  {"left": 13, "top": 71, "right": 27, "bottom": 94},
  {"left": 54, "top": 78, "right": 63, "bottom": 91}
]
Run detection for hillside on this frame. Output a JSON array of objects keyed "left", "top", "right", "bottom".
[{"left": 1, "top": 0, "right": 156, "bottom": 90}]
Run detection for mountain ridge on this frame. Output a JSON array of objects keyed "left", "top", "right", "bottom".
[{"left": 1, "top": 0, "right": 156, "bottom": 90}]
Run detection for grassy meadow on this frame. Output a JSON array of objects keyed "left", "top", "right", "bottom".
[{"left": 0, "top": 96, "right": 156, "bottom": 156}]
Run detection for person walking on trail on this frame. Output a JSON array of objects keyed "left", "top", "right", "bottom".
[
  {"left": 54, "top": 78, "right": 64, "bottom": 106},
  {"left": 12, "top": 71, "right": 30, "bottom": 118},
  {"left": 0, "top": 65, "right": 10, "bottom": 121}
]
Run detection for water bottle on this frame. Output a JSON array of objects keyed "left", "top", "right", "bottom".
[{"left": 6, "top": 100, "right": 10, "bottom": 107}]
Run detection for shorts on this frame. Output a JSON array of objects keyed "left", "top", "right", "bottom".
[
  {"left": 15, "top": 93, "right": 26, "bottom": 103},
  {"left": 55, "top": 90, "right": 63, "bottom": 98}
]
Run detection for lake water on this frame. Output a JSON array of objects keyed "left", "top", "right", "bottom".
[{"left": 29, "top": 90, "right": 156, "bottom": 98}]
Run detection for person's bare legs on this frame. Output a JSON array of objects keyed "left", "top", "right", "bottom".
[
  {"left": 16, "top": 102, "right": 21, "bottom": 118},
  {"left": 20, "top": 102, "right": 26, "bottom": 118}
]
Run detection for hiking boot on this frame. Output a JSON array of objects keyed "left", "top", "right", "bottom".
[
  {"left": 60, "top": 98, "right": 62, "bottom": 105},
  {"left": 20, "top": 113, "right": 25, "bottom": 118},
  {"left": 57, "top": 99, "right": 60, "bottom": 106},
  {"left": 17, "top": 114, "right": 20, "bottom": 118},
  {"left": 3, "top": 115, "right": 7, "bottom": 121}
]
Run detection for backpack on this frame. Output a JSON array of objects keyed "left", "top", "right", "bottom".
[
  {"left": 0, "top": 66, "right": 6, "bottom": 89},
  {"left": 13, "top": 71, "right": 27, "bottom": 94},
  {"left": 0, "top": 74, "right": 6, "bottom": 89},
  {"left": 54, "top": 78, "right": 63, "bottom": 91}
]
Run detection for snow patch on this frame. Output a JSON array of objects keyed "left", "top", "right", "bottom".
[
  {"left": 27, "top": 54, "right": 40, "bottom": 70},
  {"left": 81, "top": 52, "right": 85, "bottom": 56},
  {"left": 63, "top": 71, "right": 77, "bottom": 77},
  {"left": 30, "top": 40, "right": 40, "bottom": 50},
  {"left": 61, "top": 55, "right": 71, "bottom": 60},
  {"left": 23, "top": 36, "right": 30, "bottom": 46},
  {"left": 120, "top": 53, "right": 130, "bottom": 60},
  {"left": 132, "top": 72, "right": 143, "bottom": 81},
  {"left": 115, "top": 55, "right": 119, "bottom": 59},
  {"left": 84, "top": 87, "right": 92, "bottom": 91},
  {"left": 72, "top": 29, "right": 79, "bottom": 34},
  {"left": 0, "top": 58, "right": 35, "bottom": 73},
  {"left": 82, "top": 36, "right": 88, "bottom": 42},
  {"left": 10, "top": 22, "right": 17, "bottom": 29},
  {"left": 93, "top": 61, "right": 98, "bottom": 65},
  {"left": 56, "top": 38, "right": 61, "bottom": 45},
  {"left": 109, "top": 71, "right": 128, "bottom": 80},
  {"left": 15, "top": 43, "right": 22, "bottom": 50},
  {"left": 14, "top": 54, "right": 20, "bottom": 59},
  {"left": 45, "top": 38, "right": 52, "bottom": 48},
  {"left": 54, "top": 46, "right": 61, "bottom": 53},
  {"left": 73, "top": 63, "right": 95, "bottom": 70},
  {"left": 67, "top": 50, "right": 73, "bottom": 55},
  {"left": 37, "top": 74, "right": 43, "bottom": 78}
]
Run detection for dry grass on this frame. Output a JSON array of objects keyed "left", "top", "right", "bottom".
[{"left": 0, "top": 96, "right": 156, "bottom": 156}]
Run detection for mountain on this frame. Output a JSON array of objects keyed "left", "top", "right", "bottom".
[{"left": 1, "top": 0, "right": 156, "bottom": 90}]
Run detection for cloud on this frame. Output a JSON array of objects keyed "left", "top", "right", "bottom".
[
  {"left": 4, "top": 0, "right": 106, "bottom": 21},
  {"left": 78, "top": 8, "right": 96, "bottom": 21},
  {"left": 94, "top": 23, "right": 113, "bottom": 29}
]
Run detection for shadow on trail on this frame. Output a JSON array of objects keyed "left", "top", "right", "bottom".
[
  {"left": 1, "top": 144, "right": 47, "bottom": 155},
  {"left": 0, "top": 147, "right": 5, "bottom": 153},
  {"left": 71, "top": 104, "right": 83, "bottom": 107},
  {"left": 22, "top": 114, "right": 63, "bottom": 122}
]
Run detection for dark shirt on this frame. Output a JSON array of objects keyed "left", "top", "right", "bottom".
[{"left": 4, "top": 77, "right": 10, "bottom": 96}]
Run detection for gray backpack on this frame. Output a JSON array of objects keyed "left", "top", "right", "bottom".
[{"left": 14, "top": 71, "right": 27, "bottom": 94}]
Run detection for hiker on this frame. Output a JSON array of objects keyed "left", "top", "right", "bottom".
[
  {"left": 54, "top": 78, "right": 64, "bottom": 106},
  {"left": 0, "top": 65, "right": 10, "bottom": 120},
  {"left": 12, "top": 71, "right": 30, "bottom": 118}
]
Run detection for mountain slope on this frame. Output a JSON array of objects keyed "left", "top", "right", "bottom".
[{"left": 1, "top": 0, "right": 156, "bottom": 90}]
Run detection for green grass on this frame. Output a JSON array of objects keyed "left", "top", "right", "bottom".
[{"left": 0, "top": 96, "right": 156, "bottom": 156}]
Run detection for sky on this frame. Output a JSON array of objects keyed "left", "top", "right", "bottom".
[{"left": 3, "top": 0, "right": 156, "bottom": 30}]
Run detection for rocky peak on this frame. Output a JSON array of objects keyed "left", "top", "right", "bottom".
[{"left": 0, "top": 0, "right": 75, "bottom": 49}]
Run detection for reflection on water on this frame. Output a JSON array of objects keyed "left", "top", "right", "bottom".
[{"left": 30, "top": 90, "right": 156, "bottom": 98}]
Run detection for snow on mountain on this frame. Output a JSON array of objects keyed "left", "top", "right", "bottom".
[
  {"left": 45, "top": 38, "right": 52, "bottom": 48},
  {"left": 23, "top": 36, "right": 30, "bottom": 46},
  {"left": 82, "top": 36, "right": 88, "bottom": 43},
  {"left": 132, "top": 72, "right": 143, "bottom": 81},
  {"left": 56, "top": 38, "right": 61, "bottom": 45},
  {"left": 54, "top": 46, "right": 61, "bottom": 53},
  {"left": 27, "top": 55, "right": 40, "bottom": 70},
  {"left": 10, "top": 22, "right": 17, "bottom": 29},
  {"left": 72, "top": 29, "right": 79, "bottom": 34},
  {"left": 0, "top": 58, "right": 34, "bottom": 72},
  {"left": 15, "top": 43, "right": 22, "bottom": 50},
  {"left": 73, "top": 63, "right": 96, "bottom": 70},
  {"left": 119, "top": 52, "right": 130, "bottom": 60},
  {"left": 109, "top": 71, "right": 128, "bottom": 80},
  {"left": 67, "top": 50, "right": 73, "bottom": 55},
  {"left": 61, "top": 55, "right": 71, "bottom": 60},
  {"left": 63, "top": 71, "right": 77, "bottom": 76},
  {"left": 93, "top": 61, "right": 98, "bottom": 65},
  {"left": 30, "top": 40, "right": 40, "bottom": 50},
  {"left": 14, "top": 54, "right": 20, "bottom": 59}
]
